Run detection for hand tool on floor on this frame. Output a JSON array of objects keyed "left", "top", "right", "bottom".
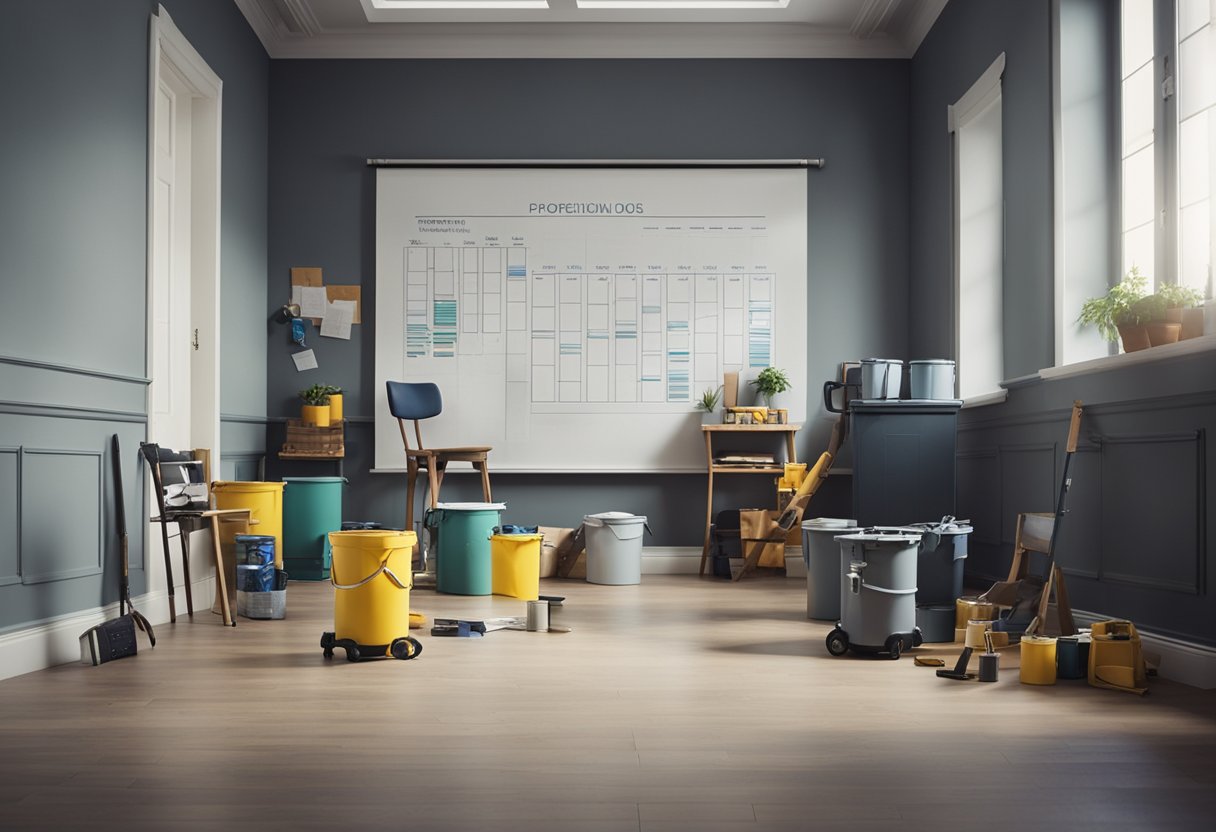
[
  {"left": 936, "top": 647, "right": 975, "bottom": 680},
  {"left": 79, "top": 435, "right": 156, "bottom": 665}
]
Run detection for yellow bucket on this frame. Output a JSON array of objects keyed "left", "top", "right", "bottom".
[
  {"left": 955, "top": 596, "right": 997, "bottom": 629},
  {"left": 1020, "top": 635, "right": 1058, "bottom": 685},
  {"left": 212, "top": 481, "right": 286, "bottom": 568},
  {"left": 491, "top": 533, "right": 544, "bottom": 600},
  {"left": 329, "top": 530, "right": 415, "bottom": 647}
]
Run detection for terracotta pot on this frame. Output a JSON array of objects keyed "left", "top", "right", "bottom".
[
  {"left": 1163, "top": 307, "right": 1184, "bottom": 324},
  {"left": 1180, "top": 308, "right": 1205, "bottom": 340},
  {"left": 301, "top": 404, "right": 331, "bottom": 427},
  {"left": 1145, "top": 321, "right": 1182, "bottom": 347},
  {"left": 1117, "top": 324, "right": 1151, "bottom": 352}
]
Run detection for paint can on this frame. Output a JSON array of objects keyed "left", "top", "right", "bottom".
[
  {"left": 955, "top": 596, "right": 997, "bottom": 629},
  {"left": 978, "top": 653, "right": 999, "bottom": 682},
  {"left": 1020, "top": 635, "right": 1058, "bottom": 686},
  {"left": 526, "top": 599, "right": 549, "bottom": 632},
  {"left": 1056, "top": 635, "right": 1091, "bottom": 679}
]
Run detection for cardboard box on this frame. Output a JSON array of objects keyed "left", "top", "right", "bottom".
[{"left": 539, "top": 526, "right": 587, "bottom": 578}]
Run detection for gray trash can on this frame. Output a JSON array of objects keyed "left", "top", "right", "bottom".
[
  {"left": 802, "top": 518, "right": 858, "bottom": 620},
  {"left": 910, "top": 518, "right": 971, "bottom": 604},
  {"left": 826, "top": 530, "right": 922, "bottom": 659},
  {"left": 583, "top": 512, "right": 648, "bottom": 585}
]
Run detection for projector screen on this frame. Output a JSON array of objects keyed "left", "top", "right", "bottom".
[{"left": 374, "top": 165, "right": 807, "bottom": 472}]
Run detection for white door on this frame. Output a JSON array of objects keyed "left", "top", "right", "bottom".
[{"left": 145, "top": 7, "right": 222, "bottom": 612}]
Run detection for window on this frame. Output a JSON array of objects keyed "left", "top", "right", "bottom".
[
  {"left": 1176, "top": 0, "right": 1215, "bottom": 295},
  {"left": 951, "top": 54, "right": 1005, "bottom": 402},
  {"left": 1120, "top": 0, "right": 1214, "bottom": 298}
]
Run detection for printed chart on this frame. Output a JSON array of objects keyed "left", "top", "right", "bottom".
[{"left": 375, "top": 166, "right": 806, "bottom": 471}]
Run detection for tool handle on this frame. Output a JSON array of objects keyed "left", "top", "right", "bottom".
[{"left": 1066, "top": 400, "right": 1083, "bottom": 453}]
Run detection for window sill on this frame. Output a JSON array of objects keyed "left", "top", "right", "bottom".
[
  {"left": 961, "top": 389, "right": 1009, "bottom": 409},
  {"left": 1041, "top": 334, "right": 1216, "bottom": 382}
]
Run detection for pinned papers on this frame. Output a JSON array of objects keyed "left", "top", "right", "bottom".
[
  {"left": 299, "top": 286, "right": 328, "bottom": 319},
  {"left": 320, "top": 300, "right": 355, "bottom": 340},
  {"left": 291, "top": 349, "right": 318, "bottom": 372}
]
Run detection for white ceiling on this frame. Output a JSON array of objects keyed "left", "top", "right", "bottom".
[{"left": 233, "top": 0, "right": 947, "bottom": 59}]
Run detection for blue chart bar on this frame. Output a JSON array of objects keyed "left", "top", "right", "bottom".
[
  {"left": 748, "top": 300, "right": 772, "bottom": 368},
  {"left": 406, "top": 324, "right": 430, "bottom": 358},
  {"left": 507, "top": 265, "right": 527, "bottom": 277},
  {"left": 433, "top": 300, "right": 458, "bottom": 358},
  {"left": 667, "top": 319, "right": 689, "bottom": 401}
]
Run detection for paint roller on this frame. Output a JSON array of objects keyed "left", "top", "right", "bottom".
[{"left": 776, "top": 451, "right": 833, "bottom": 531}]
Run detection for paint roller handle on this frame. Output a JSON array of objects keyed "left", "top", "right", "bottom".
[{"left": 1066, "top": 400, "right": 1083, "bottom": 453}]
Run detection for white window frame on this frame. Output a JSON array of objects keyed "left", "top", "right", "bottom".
[{"left": 950, "top": 53, "right": 1008, "bottom": 406}]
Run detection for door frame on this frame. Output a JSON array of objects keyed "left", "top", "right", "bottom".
[{"left": 146, "top": 4, "right": 222, "bottom": 463}]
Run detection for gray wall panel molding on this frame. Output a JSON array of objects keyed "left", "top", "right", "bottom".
[
  {"left": 220, "top": 414, "right": 270, "bottom": 424},
  {"left": 957, "top": 447, "right": 1000, "bottom": 547},
  {"left": 0, "top": 354, "right": 150, "bottom": 386},
  {"left": 998, "top": 442, "right": 1057, "bottom": 546},
  {"left": 0, "top": 447, "right": 20, "bottom": 587},
  {"left": 0, "top": 360, "right": 150, "bottom": 417},
  {"left": 18, "top": 447, "right": 104, "bottom": 585},
  {"left": 1098, "top": 430, "right": 1205, "bottom": 596},
  {"left": 0, "top": 401, "right": 147, "bottom": 424}
]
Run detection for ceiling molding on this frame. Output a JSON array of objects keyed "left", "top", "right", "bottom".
[
  {"left": 897, "top": 0, "right": 947, "bottom": 56},
  {"left": 236, "top": 0, "right": 944, "bottom": 59},
  {"left": 850, "top": 0, "right": 901, "bottom": 39}
]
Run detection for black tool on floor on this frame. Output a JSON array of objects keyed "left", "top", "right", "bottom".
[
  {"left": 936, "top": 647, "right": 975, "bottom": 680},
  {"left": 538, "top": 595, "right": 565, "bottom": 607}
]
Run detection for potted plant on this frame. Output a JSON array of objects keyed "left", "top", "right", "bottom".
[
  {"left": 298, "top": 384, "right": 332, "bottom": 427},
  {"left": 1078, "top": 267, "right": 1150, "bottom": 352},
  {"left": 1156, "top": 283, "right": 1205, "bottom": 340},
  {"left": 1131, "top": 293, "right": 1182, "bottom": 347},
  {"left": 322, "top": 385, "right": 344, "bottom": 422},
  {"left": 695, "top": 386, "right": 723, "bottom": 425},
  {"left": 750, "top": 366, "right": 792, "bottom": 409}
]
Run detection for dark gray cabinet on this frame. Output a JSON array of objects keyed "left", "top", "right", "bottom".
[{"left": 850, "top": 400, "right": 962, "bottom": 527}]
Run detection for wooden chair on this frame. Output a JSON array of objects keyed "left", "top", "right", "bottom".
[
  {"left": 386, "top": 381, "right": 492, "bottom": 531},
  {"left": 140, "top": 443, "right": 251, "bottom": 626},
  {"left": 981, "top": 512, "right": 1075, "bottom": 636}
]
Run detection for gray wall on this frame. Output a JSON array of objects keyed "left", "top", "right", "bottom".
[
  {"left": 266, "top": 59, "right": 908, "bottom": 542},
  {"left": 0, "top": 0, "right": 268, "bottom": 632},
  {"left": 909, "top": 0, "right": 1054, "bottom": 377},
  {"left": 911, "top": 0, "right": 1216, "bottom": 645}
]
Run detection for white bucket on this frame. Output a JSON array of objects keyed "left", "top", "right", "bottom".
[
  {"left": 860, "top": 359, "right": 903, "bottom": 400},
  {"left": 583, "top": 512, "right": 648, "bottom": 585},
  {"left": 909, "top": 359, "right": 956, "bottom": 400}
]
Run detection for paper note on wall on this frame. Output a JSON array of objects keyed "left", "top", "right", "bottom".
[
  {"left": 320, "top": 300, "right": 355, "bottom": 340},
  {"left": 291, "top": 349, "right": 318, "bottom": 371},
  {"left": 299, "top": 287, "right": 328, "bottom": 319}
]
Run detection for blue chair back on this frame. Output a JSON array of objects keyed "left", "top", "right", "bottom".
[{"left": 386, "top": 381, "right": 443, "bottom": 421}]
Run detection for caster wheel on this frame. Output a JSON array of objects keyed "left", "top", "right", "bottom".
[
  {"left": 391, "top": 637, "right": 423, "bottom": 660},
  {"left": 885, "top": 635, "right": 902, "bottom": 660},
  {"left": 912, "top": 628, "right": 924, "bottom": 648},
  {"left": 344, "top": 646, "right": 361, "bottom": 662},
  {"left": 320, "top": 633, "right": 335, "bottom": 659},
  {"left": 826, "top": 629, "right": 849, "bottom": 657}
]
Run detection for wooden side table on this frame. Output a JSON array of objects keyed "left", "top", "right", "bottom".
[{"left": 700, "top": 423, "right": 801, "bottom": 575}]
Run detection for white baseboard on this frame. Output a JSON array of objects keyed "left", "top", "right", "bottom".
[
  {"left": 1072, "top": 609, "right": 1216, "bottom": 690},
  {"left": 0, "top": 577, "right": 217, "bottom": 682}
]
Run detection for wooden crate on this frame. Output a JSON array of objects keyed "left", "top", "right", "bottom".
[{"left": 280, "top": 419, "right": 344, "bottom": 458}]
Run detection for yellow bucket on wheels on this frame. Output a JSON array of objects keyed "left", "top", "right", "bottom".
[{"left": 322, "top": 530, "right": 421, "bottom": 662}]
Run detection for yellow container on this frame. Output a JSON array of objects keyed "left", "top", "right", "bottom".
[
  {"left": 955, "top": 596, "right": 998, "bottom": 629},
  {"left": 328, "top": 393, "right": 343, "bottom": 422},
  {"left": 964, "top": 619, "right": 1010, "bottom": 650},
  {"left": 1020, "top": 635, "right": 1058, "bottom": 685},
  {"left": 329, "top": 530, "right": 415, "bottom": 647},
  {"left": 783, "top": 463, "right": 807, "bottom": 490},
  {"left": 211, "top": 481, "right": 286, "bottom": 568},
  {"left": 490, "top": 533, "right": 544, "bottom": 600}
]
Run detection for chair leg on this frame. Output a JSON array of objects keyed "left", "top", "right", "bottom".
[
  {"left": 209, "top": 515, "right": 235, "bottom": 627},
  {"left": 478, "top": 459, "right": 492, "bottom": 502},
  {"left": 430, "top": 461, "right": 445, "bottom": 507},
  {"left": 406, "top": 458, "right": 418, "bottom": 531},
  {"left": 157, "top": 520, "right": 177, "bottom": 623},
  {"left": 179, "top": 526, "right": 194, "bottom": 617}
]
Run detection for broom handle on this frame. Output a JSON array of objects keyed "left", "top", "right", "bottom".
[
  {"left": 1046, "top": 401, "right": 1083, "bottom": 560},
  {"left": 111, "top": 434, "right": 130, "bottom": 616}
]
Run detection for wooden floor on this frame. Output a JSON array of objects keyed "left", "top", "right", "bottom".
[{"left": 2, "top": 576, "right": 1215, "bottom": 832}]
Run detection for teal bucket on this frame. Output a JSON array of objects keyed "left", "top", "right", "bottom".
[
  {"left": 426, "top": 502, "right": 505, "bottom": 595},
  {"left": 282, "top": 477, "right": 345, "bottom": 581}
]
